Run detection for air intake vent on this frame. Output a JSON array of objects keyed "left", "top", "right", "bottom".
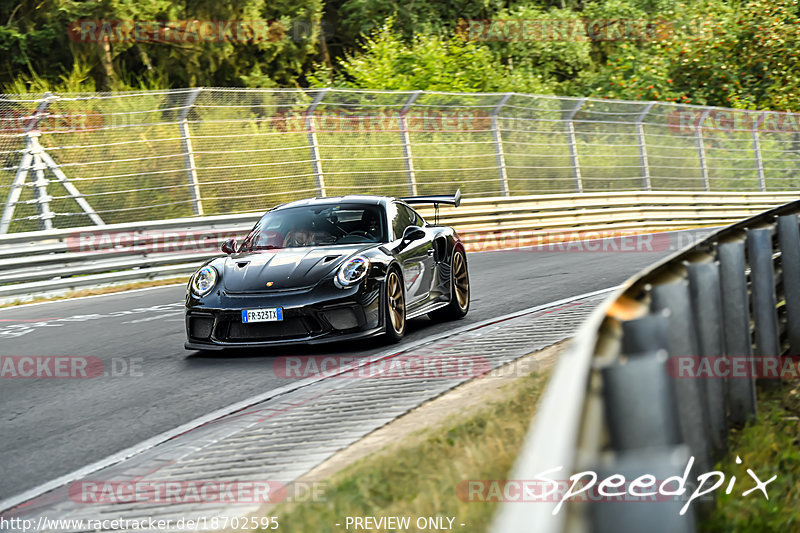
[{"left": 323, "top": 255, "right": 340, "bottom": 263}]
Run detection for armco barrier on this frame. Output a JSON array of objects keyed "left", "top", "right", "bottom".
[
  {"left": 491, "top": 198, "right": 800, "bottom": 532},
  {"left": 0, "top": 191, "right": 795, "bottom": 299}
]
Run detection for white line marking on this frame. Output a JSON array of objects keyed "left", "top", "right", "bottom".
[{"left": 122, "top": 312, "right": 183, "bottom": 324}]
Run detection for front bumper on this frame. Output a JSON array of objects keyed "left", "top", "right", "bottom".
[{"left": 184, "top": 281, "right": 383, "bottom": 350}]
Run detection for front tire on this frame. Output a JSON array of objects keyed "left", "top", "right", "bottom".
[
  {"left": 429, "top": 248, "right": 470, "bottom": 321},
  {"left": 384, "top": 269, "right": 406, "bottom": 342}
]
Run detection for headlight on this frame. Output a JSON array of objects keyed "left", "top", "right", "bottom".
[
  {"left": 191, "top": 266, "right": 218, "bottom": 296},
  {"left": 336, "top": 256, "right": 369, "bottom": 288}
]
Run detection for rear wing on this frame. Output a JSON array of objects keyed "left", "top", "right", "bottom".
[
  {"left": 400, "top": 189, "right": 461, "bottom": 208},
  {"left": 399, "top": 189, "right": 461, "bottom": 225}
]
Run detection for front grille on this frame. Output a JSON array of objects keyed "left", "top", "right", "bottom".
[
  {"left": 188, "top": 316, "right": 214, "bottom": 339},
  {"left": 223, "top": 317, "right": 319, "bottom": 341},
  {"left": 322, "top": 308, "right": 360, "bottom": 330}
]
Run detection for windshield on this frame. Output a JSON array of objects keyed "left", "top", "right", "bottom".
[{"left": 239, "top": 203, "right": 387, "bottom": 252}]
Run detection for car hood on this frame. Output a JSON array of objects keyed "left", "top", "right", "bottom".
[{"left": 220, "top": 244, "right": 372, "bottom": 292}]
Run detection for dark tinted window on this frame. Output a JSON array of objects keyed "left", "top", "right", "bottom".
[
  {"left": 239, "top": 203, "right": 387, "bottom": 251},
  {"left": 410, "top": 207, "right": 425, "bottom": 227},
  {"left": 391, "top": 203, "right": 417, "bottom": 239}
]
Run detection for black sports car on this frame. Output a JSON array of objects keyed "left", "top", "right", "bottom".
[{"left": 184, "top": 191, "right": 470, "bottom": 350}]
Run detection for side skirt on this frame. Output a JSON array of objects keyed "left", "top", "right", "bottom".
[{"left": 406, "top": 299, "right": 449, "bottom": 320}]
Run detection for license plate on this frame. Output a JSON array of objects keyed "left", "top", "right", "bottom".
[{"left": 242, "top": 308, "right": 283, "bottom": 323}]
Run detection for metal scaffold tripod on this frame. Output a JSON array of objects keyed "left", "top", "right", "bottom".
[{"left": 0, "top": 93, "right": 104, "bottom": 234}]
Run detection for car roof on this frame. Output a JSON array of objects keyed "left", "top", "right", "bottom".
[{"left": 271, "top": 195, "right": 394, "bottom": 211}]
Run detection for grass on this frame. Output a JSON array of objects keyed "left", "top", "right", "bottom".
[
  {"left": 265, "top": 366, "right": 553, "bottom": 533},
  {"left": 0, "top": 276, "right": 189, "bottom": 308},
  {"left": 701, "top": 377, "right": 800, "bottom": 532}
]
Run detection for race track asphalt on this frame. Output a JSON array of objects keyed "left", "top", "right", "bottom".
[{"left": 0, "top": 230, "right": 709, "bottom": 500}]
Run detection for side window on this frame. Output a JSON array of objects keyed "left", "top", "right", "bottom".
[
  {"left": 410, "top": 207, "right": 425, "bottom": 227},
  {"left": 391, "top": 202, "right": 415, "bottom": 239}
]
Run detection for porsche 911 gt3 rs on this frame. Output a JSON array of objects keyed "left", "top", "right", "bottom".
[{"left": 184, "top": 191, "right": 469, "bottom": 350}]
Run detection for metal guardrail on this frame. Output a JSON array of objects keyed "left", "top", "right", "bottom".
[
  {"left": 2, "top": 89, "right": 799, "bottom": 233},
  {"left": 0, "top": 192, "right": 796, "bottom": 300},
  {"left": 491, "top": 198, "right": 800, "bottom": 532}
]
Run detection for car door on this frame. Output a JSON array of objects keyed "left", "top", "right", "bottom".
[{"left": 390, "top": 202, "right": 435, "bottom": 305}]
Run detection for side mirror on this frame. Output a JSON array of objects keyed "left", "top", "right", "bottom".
[
  {"left": 402, "top": 225, "right": 425, "bottom": 242},
  {"left": 221, "top": 238, "right": 237, "bottom": 254}
]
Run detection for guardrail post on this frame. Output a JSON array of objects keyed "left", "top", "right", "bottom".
[
  {"left": 601, "top": 349, "right": 681, "bottom": 452},
  {"left": 636, "top": 102, "right": 655, "bottom": 191},
  {"left": 178, "top": 88, "right": 204, "bottom": 216},
  {"left": 687, "top": 261, "right": 728, "bottom": 454},
  {"left": 306, "top": 89, "right": 328, "bottom": 197},
  {"left": 491, "top": 93, "right": 513, "bottom": 196},
  {"left": 778, "top": 214, "right": 800, "bottom": 354},
  {"left": 718, "top": 240, "right": 757, "bottom": 423},
  {"left": 695, "top": 109, "right": 711, "bottom": 191},
  {"left": 399, "top": 91, "right": 421, "bottom": 196},
  {"left": 612, "top": 318, "right": 681, "bottom": 448},
  {"left": 650, "top": 280, "right": 713, "bottom": 472},
  {"left": 566, "top": 98, "right": 586, "bottom": 193},
  {"left": 591, "top": 447, "right": 696, "bottom": 533},
  {"left": 752, "top": 112, "right": 766, "bottom": 191},
  {"left": 747, "top": 227, "right": 781, "bottom": 387}
]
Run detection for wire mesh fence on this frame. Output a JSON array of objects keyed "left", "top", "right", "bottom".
[{"left": 1, "top": 88, "right": 799, "bottom": 233}]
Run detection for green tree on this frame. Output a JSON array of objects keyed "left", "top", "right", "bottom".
[
  {"left": 309, "top": 21, "right": 553, "bottom": 93},
  {"left": 583, "top": 0, "right": 800, "bottom": 111}
]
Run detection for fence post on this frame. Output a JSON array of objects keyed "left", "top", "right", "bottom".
[
  {"left": 566, "top": 98, "right": 586, "bottom": 193},
  {"left": 399, "top": 91, "right": 421, "bottom": 196},
  {"left": 491, "top": 93, "right": 513, "bottom": 196},
  {"left": 751, "top": 112, "right": 766, "bottom": 191},
  {"left": 636, "top": 102, "right": 655, "bottom": 191},
  {"left": 695, "top": 109, "right": 711, "bottom": 191},
  {"left": 178, "top": 88, "right": 204, "bottom": 216},
  {"left": 306, "top": 89, "right": 328, "bottom": 197}
]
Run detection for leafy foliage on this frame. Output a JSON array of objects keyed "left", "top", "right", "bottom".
[
  {"left": 2, "top": 0, "right": 800, "bottom": 111},
  {"left": 309, "top": 21, "right": 551, "bottom": 93}
]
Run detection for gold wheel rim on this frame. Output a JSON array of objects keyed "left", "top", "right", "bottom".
[
  {"left": 453, "top": 252, "right": 469, "bottom": 309},
  {"left": 388, "top": 272, "right": 405, "bottom": 333}
]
